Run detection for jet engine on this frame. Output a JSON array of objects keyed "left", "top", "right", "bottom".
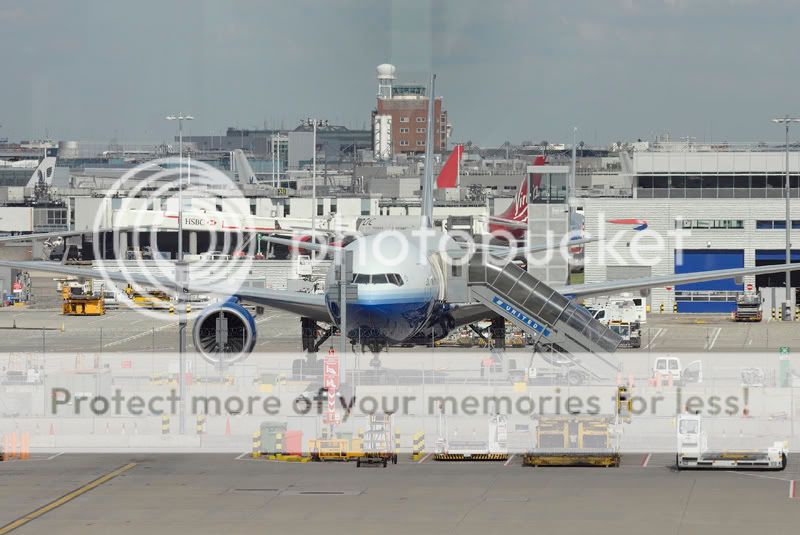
[{"left": 192, "top": 299, "right": 257, "bottom": 367}]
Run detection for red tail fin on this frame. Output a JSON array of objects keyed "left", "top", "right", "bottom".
[
  {"left": 436, "top": 144, "right": 463, "bottom": 189},
  {"left": 497, "top": 155, "right": 545, "bottom": 222}
]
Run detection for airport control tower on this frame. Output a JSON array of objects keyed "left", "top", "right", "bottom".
[{"left": 372, "top": 64, "right": 449, "bottom": 160}]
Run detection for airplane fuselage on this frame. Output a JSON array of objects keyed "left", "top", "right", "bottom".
[{"left": 324, "top": 232, "right": 443, "bottom": 343}]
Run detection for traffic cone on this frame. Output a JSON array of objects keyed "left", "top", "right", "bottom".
[
  {"left": 8, "top": 432, "right": 17, "bottom": 459},
  {"left": 20, "top": 433, "right": 29, "bottom": 460}
]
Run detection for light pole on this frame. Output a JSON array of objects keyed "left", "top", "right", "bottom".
[
  {"left": 302, "top": 119, "right": 328, "bottom": 244},
  {"left": 771, "top": 115, "right": 800, "bottom": 319},
  {"left": 570, "top": 126, "right": 578, "bottom": 205},
  {"left": 166, "top": 114, "right": 193, "bottom": 261},
  {"left": 166, "top": 113, "right": 193, "bottom": 434}
]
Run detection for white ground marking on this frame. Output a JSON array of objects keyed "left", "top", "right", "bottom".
[
  {"left": 642, "top": 328, "right": 663, "bottom": 350},
  {"left": 708, "top": 327, "right": 722, "bottom": 350},
  {"left": 103, "top": 320, "right": 178, "bottom": 347}
]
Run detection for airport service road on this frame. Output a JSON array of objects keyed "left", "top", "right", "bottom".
[
  {"left": 3, "top": 306, "right": 800, "bottom": 355},
  {"left": 1, "top": 454, "right": 799, "bottom": 535},
  {"left": 0, "top": 307, "right": 305, "bottom": 353}
]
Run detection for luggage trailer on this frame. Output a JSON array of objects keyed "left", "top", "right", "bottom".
[{"left": 676, "top": 413, "right": 788, "bottom": 471}]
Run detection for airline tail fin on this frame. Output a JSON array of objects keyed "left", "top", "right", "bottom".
[
  {"left": 496, "top": 154, "right": 545, "bottom": 222},
  {"left": 436, "top": 144, "right": 463, "bottom": 189},
  {"left": 25, "top": 156, "right": 56, "bottom": 189},
  {"left": 232, "top": 149, "right": 257, "bottom": 184}
]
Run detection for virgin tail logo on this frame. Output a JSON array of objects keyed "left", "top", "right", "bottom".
[{"left": 499, "top": 155, "right": 546, "bottom": 222}]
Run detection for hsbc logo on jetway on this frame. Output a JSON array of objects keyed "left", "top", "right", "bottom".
[{"left": 184, "top": 217, "right": 218, "bottom": 227}]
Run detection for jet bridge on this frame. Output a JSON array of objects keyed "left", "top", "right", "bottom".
[{"left": 467, "top": 257, "right": 622, "bottom": 380}]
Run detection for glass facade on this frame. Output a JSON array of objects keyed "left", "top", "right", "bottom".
[
  {"left": 756, "top": 219, "right": 800, "bottom": 230},
  {"left": 637, "top": 174, "right": 800, "bottom": 198}
]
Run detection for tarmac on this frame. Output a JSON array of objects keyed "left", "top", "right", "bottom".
[
  {"left": 1, "top": 453, "right": 799, "bottom": 534},
  {"left": 2, "top": 302, "right": 800, "bottom": 354},
  {"left": 2, "top": 273, "right": 800, "bottom": 534}
]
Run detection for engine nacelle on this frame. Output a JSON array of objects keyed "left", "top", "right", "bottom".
[{"left": 192, "top": 299, "right": 257, "bottom": 367}]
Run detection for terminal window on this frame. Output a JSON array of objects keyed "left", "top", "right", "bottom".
[
  {"left": 638, "top": 174, "right": 800, "bottom": 199},
  {"left": 756, "top": 220, "right": 800, "bottom": 230},
  {"left": 47, "top": 209, "right": 67, "bottom": 226},
  {"left": 677, "top": 219, "right": 744, "bottom": 230}
]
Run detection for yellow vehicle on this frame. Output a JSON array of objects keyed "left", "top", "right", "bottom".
[
  {"left": 125, "top": 285, "right": 171, "bottom": 308},
  {"left": 307, "top": 438, "right": 363, "bottom": 461},
  {"left": 61, "top": 285, "right": 105, "bottom": 316}
]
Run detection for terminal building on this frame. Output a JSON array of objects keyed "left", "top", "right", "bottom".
[{"left": 583, "top": 144, "right": 800, "bottom": 313}]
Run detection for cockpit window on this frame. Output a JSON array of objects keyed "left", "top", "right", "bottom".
[{"left": 352, "top": 273, "right": 405, "bottom": 286}]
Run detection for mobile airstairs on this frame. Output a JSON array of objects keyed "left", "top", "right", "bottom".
[{"left": 466, "top": 257, "right": 622, "bottom": 381}]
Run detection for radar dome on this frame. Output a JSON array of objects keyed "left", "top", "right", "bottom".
[{"left": 376, "top": 63, "right": 396, "bottom": 79}]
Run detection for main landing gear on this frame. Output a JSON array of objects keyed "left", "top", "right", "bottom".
[{"left": 293, "top": 317, "right": 336, "bottom": 379}]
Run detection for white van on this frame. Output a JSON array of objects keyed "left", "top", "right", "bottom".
[{"left": 652, "top": 357, "right": 703, "bottom": 385}]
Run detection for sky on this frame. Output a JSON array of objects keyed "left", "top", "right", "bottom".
[{"left": 1, "top": 0, "right": 799, "bottom": 147}]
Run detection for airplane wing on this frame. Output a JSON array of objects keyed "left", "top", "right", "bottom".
[
  {"left": 0, "top": 227, "right": 163, "bottom": 243},
  {"left": 449, "top": 302, "right": 494, "bottom": 327},
  {"left": 263, "top": 233, "right": 595, "bottom": 257},
  {"left": 260, "top": 236, "right": 333, "bottom": 252},
  {"left": 558, "top": 263, "right": 800, "bottom": 299},
  {"left": 450, "top": 262, "right": 800, "bottom": 328},
  {"left": 0, "top": 229, "right": 99, "bottom": 243},
  {"left": 0, "top": 260, "right": 331, "bottom": 323},
  {"left": 484, "top": 216, "right": 528, "bottom": 229},
  {"left": 466, "top": 237, "right": 596, "bottom": 256}
]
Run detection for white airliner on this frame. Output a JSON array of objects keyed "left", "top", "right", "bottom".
[{"left": 1, "top": 87, "right": 799, "bottom": 367}]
